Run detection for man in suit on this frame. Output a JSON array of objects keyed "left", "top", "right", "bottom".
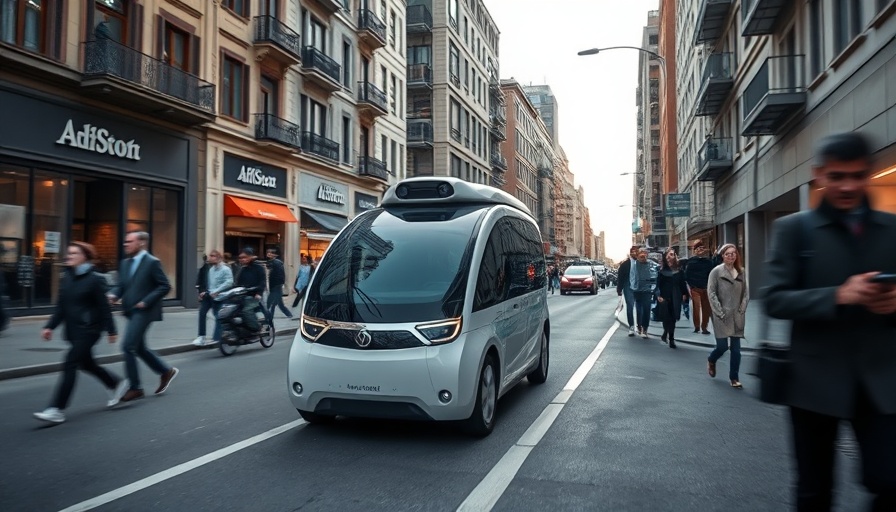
[
  {"left": 264, "top": 247, "right": 292, "bottom": 320},
  {"left": 765, "top": 132, "right": 896, "bottom": 511},
  {"left": 108, "top": 231, "right": 178, "bottom": 403}
]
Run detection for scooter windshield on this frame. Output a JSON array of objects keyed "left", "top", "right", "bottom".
[{"left": 304, "top": 206, "right": 485, "bottom": 323}]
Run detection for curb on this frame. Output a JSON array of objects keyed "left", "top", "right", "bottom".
[
  {"left": 0, "top": 328, "right": 299, "bottom": 382},
  {"left": 613, "top": 309, "right": 758, "bottom": 353}
]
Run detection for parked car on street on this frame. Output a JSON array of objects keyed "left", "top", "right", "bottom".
[{"left": 560, "top": 265, "right": 597, "bottom": 295}]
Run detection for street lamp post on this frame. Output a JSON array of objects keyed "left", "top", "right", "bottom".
[{"left": 579, "top": 45, "right": 669, "bottom": 249}]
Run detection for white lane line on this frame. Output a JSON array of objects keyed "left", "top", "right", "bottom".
[
  {"left": 58, "top": 419, "right": 305, "bottom": 512},
  {"left": 456, "top": 323, "right": 619, "bottom": 512}
]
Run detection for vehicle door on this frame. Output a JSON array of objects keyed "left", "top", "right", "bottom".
[
  {"left": 511, "top": 217, "right": 546, "bottom": 366},
  {"left": 497, "top": 217, "right": 537, "bottom": 381},
  {"left": 471, "top": 215, "right": 512, "bottom": 372}
]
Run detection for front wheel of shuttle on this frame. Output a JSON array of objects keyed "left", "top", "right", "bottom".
[
  {"left": 462, "top": 354, "right": 497, "bottom": 437},
  {"left": 527, "top": 330, "right": 549, "bottom": 384}
]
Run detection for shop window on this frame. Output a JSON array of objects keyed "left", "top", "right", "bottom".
[
  {"left": 152, "top": 188, "right": 179, "bottom": 299},
  {"left": 0, "top": 167, "right": 32, "bottom": 309},
  {"left": 221, "top": 54, "right": 247, "bottom": 121},
  {"left": 1, "top": 0, "right": 52, "bottom": 53},
  {"left": 31, "top": 172, "right": 70, "bottom": 307}
]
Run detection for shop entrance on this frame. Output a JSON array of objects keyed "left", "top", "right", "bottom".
[{"left": 224, "top": 233, "right": 265, "bottom": 259}]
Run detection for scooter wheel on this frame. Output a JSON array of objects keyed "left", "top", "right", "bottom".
[
  {"left": 219, "top": 338, "right": 238, "bottom": 356},
  {"left": 259, "top": 324, "right": 275, "bottom": 348}
]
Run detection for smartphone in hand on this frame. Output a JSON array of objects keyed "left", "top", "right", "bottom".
[{"left": 869, "top": 273, "right": 896, "bottom": 285}]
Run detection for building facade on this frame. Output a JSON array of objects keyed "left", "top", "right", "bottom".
[
  {"left": 634, "top": 10, "right": 665, "bottom": 248},
  {"left": 552, "top": 148, "right": 578, "bottom": 258},
  {"left": 680, "top": 0, "right": 896, "bottom": 290},
  {"left": 405, "top": 0, "right": 502, "bottom": 188},
  {"left": 523, "top": 84, "right": 559, "bottom": 146}
]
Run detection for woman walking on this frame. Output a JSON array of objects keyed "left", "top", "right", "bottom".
[
  {"left": 291, "top": 254, "right": 314, "bottom": 310},
  {"left": 655, "top": 248, "right": 689, "bottom": 349},
  {"left": 34, "top": 242, "right": 128, "bottom": 424},
  {"left": 706, "top": 243, "right": 749, "bottom": 388}
]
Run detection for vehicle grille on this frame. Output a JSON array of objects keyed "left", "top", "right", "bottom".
[{"left": 316, "top": 329, "right": 425, "bottom": 350}]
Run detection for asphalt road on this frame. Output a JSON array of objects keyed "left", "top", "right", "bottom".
[{"left": 0, "top": 292, "right": 869, "bottom": 512}]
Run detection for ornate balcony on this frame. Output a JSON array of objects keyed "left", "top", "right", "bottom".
[
  {"left": 696, "top": 137, "right": 733, "bottom": 182},
  {"left": 253, "top": 16, "right": 301, "bottom": 68},
  {"left": 742, "top": 55, "right": 806, "bottom": 136},
  {"left": 695, "top": 0, "right": 733, "bottom": 44},
  {"left": 695, "top": 52, "right": 734, "bottom": 117},
  {"left": 407, "top": 119, "right": 434, "bottom": 148},
  {"left": 489, "top": 118, "right": 506, "bottom": 141},
  {"left": 254, "top": 113, "right": 301, "bottom": 150},
  {"left": 300, "top": 131, "right": 339, "bottom": 161},
  {"left": 300, "top": 46, "right": 341, "bottom": 92},
  {"left": 357, "top": 9, "right": 387, "bottom": 49},
  {"left": 538, "top": 165, "right": 553, "bottom": 179},
  {"left": 406, "top": 5, "right": 433, "bottom": 34},
  {"left": 307, "top": 0, "right": 343, "bottom": 15},
  {"left": 407, "top": 64, "right": 433, "bottom": 89},
  {"left": 81, "top": 39, "right": 215, "bottom": 125},
  {"left": 358, "top": 156, "right": 389, "bottom": 182},
  {"left": 490, "top": 152, "right": 508, "bottom": 171},
  {"left": 357, "top": 81, "right": 388, "bottom": 118},
  {"left": 742, "top": 0, "right": 787, "bottom": 36}
]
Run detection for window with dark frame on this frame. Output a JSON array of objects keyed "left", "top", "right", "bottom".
[
  {"left": 342, "top": 116, "right": 351, "bottom": 164},
  {"left": 162, "top": 22, "right": 190, "bottom": 71},
  {"left": 301, "top": 94, "right": 327, "bottom": 135},
  {"left": 449, "top": 42, "right": 459, "bottom": 85},
  {"left": 809, "top": 0, "right": 823, "bottom": 78},
  {"left": 1, "top": 0, "right": 53, "bottom": 53},
  {"left": 342, "top": 40, "right": 352, "bottom": 88},
  {"left": 223, "top": 0, "right": 247, "bottom": 17},
  {"left": 221, "top": 55, "right": 247, "bottom": 120},
  {"left": 94, "top": 0, "right": 127, "bottom": 44}
]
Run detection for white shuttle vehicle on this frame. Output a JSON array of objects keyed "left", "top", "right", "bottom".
[{"left": 287, "top": 177, "right": 550, "bottom": 436}]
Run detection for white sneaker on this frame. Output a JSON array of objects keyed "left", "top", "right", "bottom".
[
  {"left": 34, "top": 407, "right": 65, "bottom": 424},
  {"left": 192, "top": 336, "right": 205, "bottom": 346},
  {"left": 107, "top": 379, "right": 129, "bottom": 408},
  {"left": 640, "top": 331, "right": 649, "bottom": 339},
  {"left": 628, "top": 327, "right": 635, "bottom": 337}
]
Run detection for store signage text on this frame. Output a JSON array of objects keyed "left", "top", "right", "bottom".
[
  {"left": 237, "top": 165, "right": 277, "bottom": 189},
  {"left": 317, "top": 184, "right": 346, "bottom": 205},
  {"left": 55, "top": 119, "right": 141, "bottom": 161}
]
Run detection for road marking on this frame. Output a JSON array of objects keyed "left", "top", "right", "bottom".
[
  {"left": 58, "top": 419, "right": 305, "bottom": 512},
  {"left": 457, "top": 322, "right": 619, "bottom": 512}
]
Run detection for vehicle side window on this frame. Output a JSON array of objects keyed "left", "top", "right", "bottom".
[
  {"left": 519, "top": 219, "right": 546, "bottom": 290},
  {"left": 473, "top": 219, "right": 508, "bottom": 311}
]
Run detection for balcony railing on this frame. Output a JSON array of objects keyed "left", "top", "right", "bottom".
[
  {"left": 695, "top": 52, "right": 735, "bottom": 117},
  {"left": 253, "top": 15, "right": 301, "bottom": 62},
  {"left": 451, "top": 128, "right": 461, "bottom": 142},
  {"left": 450, "top": 72, "right": 460, "bottom": 88},
  {"left": 697, "top": 137, "right": 733, "bottom": 181},
  {"left": 301, "top": 46, "right": 341, "bottom": 85},
  {"left": 489, "top": 108, "right": 506, "bottom": 125},
  {"left": 254, "top": 113, "right": 301, "bottom": 149},
  {"left": 406, "top": 4, "right": 433, "bottom": 33},
  {"left": 300, "top": 131, "right": 339, "bottom": 161},
  {"left": 538, "top": 166, "right": 553, "bottom": 179},
  {"left": 489, "top": 122, "right": 506, "bottom": 141},
  {"left": 490, "top": 153, "right": 508, "bottom": 171},
  {"left": 357, "top": 9, "right": 387, "bottom": 46},
  {"left": 695, "top": 0, "right": 733, "bottom": 44},
  {"left": 358, "top": 156, "right": 389, "bottom": 181},
  {"left": 82, "top": 39, "right": 215, "bottom": 113},
  {"left": 408, "top": 120, "right": 434, "bottom": 146},
  {"left": 742, "top": 0, "right": 786, "bottom": 36},
  {"left": 407, "top": 64, "right": 433, "bottom": 88},
  {"left": 357, "top": 81, "right": 388, "bottom": 113},
  {"left": 742, "top": 55, "right": 806, "bottom": 135}
]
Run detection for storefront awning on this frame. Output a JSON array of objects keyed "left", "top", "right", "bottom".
[
  {"left": 301, "top": 209, "right": 348, "bottom": 234},
  {"left": 224, "top": 195, "right": 298, "bottom": 222}
]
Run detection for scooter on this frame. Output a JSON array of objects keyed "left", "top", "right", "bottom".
[{"left": 215, "top": 287, "right": 275, "bottom": 356}]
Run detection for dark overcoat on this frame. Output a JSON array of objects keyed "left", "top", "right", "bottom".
[
  {"left": 655, "top": 269, "right": 688, "bottom": 322},
  {"left": 765, "top": 205, "right": 896, "bottom": 418}
]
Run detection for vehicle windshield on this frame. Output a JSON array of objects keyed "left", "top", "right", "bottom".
[
  {"left": 305, "top": 206, "right": 485, "bottom": 323},
  {"left": 564, "top": 266, "right": 592, "bottom": 276}
]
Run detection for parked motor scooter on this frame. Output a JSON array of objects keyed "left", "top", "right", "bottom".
[{"left": 215, "top": 286, "right": 275, "bottom": 356}]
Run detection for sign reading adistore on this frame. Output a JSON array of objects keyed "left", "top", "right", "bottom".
[
  {"left": 354, "top": 192, "right": 379, "bottom": 214},
  {"left": 299, "top": 173, "right": 349, "bottom": 214},
  {"left": 223, "top": 153, "right": 287, "bottom": 198}
]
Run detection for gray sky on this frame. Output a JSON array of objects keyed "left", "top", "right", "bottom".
[{"left": 484, "top": 0, "right": 659, "bottom": 261}]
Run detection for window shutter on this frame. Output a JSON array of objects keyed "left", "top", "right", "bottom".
[
  {"left": 156, "top": 15, "right": 165, "bottom": 60},
  {"left": 191, "top": 35, "right": 201, "bottom": 75},
  {"left": 130, "top": 3, "right": 144, "bottom": 50}
]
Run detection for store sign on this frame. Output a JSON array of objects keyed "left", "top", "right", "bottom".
[
  {"left": 354, "top": 192, "right": 379, "bottom": 214},
  {"left": 317, "top": 184, "right": 346, "bottom": 205},
  {"left": 666, "top": 193, "right": 691, "bottom": 217},
  {"left": 223, "top": 153, "right": 287, "bottom": 198},
  {"left": 55, "top": 119, "right": 142, "bottom": 161}
]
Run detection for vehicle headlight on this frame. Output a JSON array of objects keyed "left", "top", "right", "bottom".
[
  {"left": 416, "top": 317, "right": 462, "bottom": 345},
  {"left": 217, "top": 304, "right": 237, "bottom": 319},
  {"left": 301, "top": 316, "right": 329, "bottom": 342}
]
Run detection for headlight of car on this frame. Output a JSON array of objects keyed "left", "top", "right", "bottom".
[
  {"left": 416, "top": 317, "right": 462, "bottom": 345},
  {"left": 301, "top": 316, "right": 329, "bottom": 342}
]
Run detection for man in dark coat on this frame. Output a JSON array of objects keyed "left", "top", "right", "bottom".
[
  {"left": 265, "top": 247, "right": 292, "bottom": 320},
  {"left": 765, "top": 132, "right": 896, "bottom": 511},
  {"left": 235, "top": 248, "right": 267, "bottom": 332},
  {"left": 684, "top": 241, "right": 714, "bottom": 334},
  {"left": 616, "top": 246, "right": 639, "bottom": 336}
]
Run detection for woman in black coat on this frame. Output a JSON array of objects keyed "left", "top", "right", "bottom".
[
  {"left": 655, "top": 248, "right": 689, "bottom": 349},
  {"left": 34, "top": 242, "right": 127, "bottom": 425}
]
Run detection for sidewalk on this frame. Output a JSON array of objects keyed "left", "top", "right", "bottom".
[
  {"left": 0, "top": 307, "right": 299, "bottom": 381},
  {"left": 614, "top": 298, "right": 791, "bottom": 351}
]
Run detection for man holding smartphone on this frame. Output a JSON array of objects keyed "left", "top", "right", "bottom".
[{"left": 765, "top": 132, "right": 896, "bottom": 511}]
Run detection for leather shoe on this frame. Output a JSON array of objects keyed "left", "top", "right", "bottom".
[
  {"left": 701, "top": 330, "right": 711, "bottom": 335},
  {"left": 707, "top": 361, "right": 716, "bottom": 378},
  {"left": 120, "top": 389, "right": 145, "bottom": 402},
  {"left": 730, "top": 380, "right": 743, "bottom": 389},
  {"left": 155, "top": 367, "right": 179, "bottom": 395}
]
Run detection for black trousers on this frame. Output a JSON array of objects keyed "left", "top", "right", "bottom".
[
  {"left": 52, "top": 332, "right": 120, "bottom": 409},
  {"left": 790, "top": 395, "right": 896, "bottom": 512}
]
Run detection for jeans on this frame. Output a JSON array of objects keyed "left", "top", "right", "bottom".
[
  {"left": 622, "top": 287, "right": 635, "bottom": 328},
  {"left": 266, "top": 284, "right": 293, "bottom": 319},
  {"left": 122, "top": 313, "right": 169, "bottom": 391},
  {"left": 633, "top": 291, "right": 653, "bottom": 331},
  {"left": 198, "top": 295, "right": 213, "bottom": 336},
  {"left": 551, "top": 276, "right": 560, "bottom": 292},
  {"left": 210, "top": 301, "right": 223, "bottom": 342},
  {"left": 708, "top": 336, "right": 741, "bottom": 380},
  {"left": 690, "top": 287, "right": 711, "bottom": 331},
  {"left": 52, "top": 332, "right": 120, "bottom": 409}
]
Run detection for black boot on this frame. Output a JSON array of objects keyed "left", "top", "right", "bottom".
[
  {"left": 669, "top": 338, "right": 677, "bottom": 349},
  {"left": 661, "top": 330, "right": 667, "bottom": 343}
]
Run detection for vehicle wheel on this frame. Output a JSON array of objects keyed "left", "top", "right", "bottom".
[
  {"left": 527, "top": 330, "right": 549, "bottom": 384},
  {"left": 259, "top": 323, "right": 275, "bottom": 348},
  {"left": 297, "top": 409, "right": 335, "bottom": 424},
  {"left": 462, "top": 353, "right": 498, "bottom": 437},
  {"left": 219, "top": 340, "right": 238, "bottom": 356}
]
